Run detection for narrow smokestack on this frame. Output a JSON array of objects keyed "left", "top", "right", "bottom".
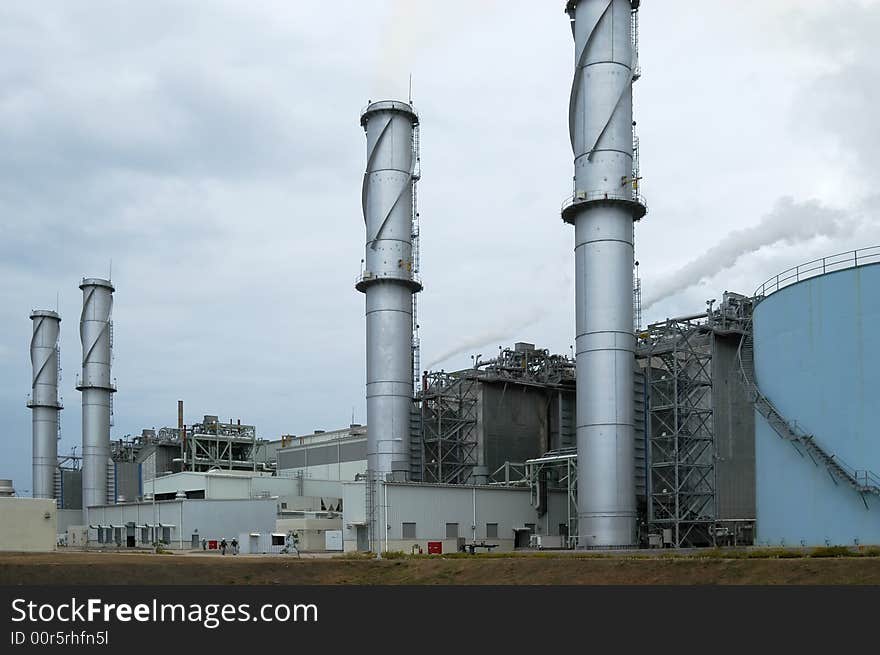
[
  {"left": 178, "top": 399, "right": 185, "bottom": 466},
  {"left": 563, "top": 0, "right": 645, "bottom": 547},
  {"left": 28, "top": 310, "right": 62, "bottom": 499},
  {"left": 357, "top": 100, "right": 421, "bottom": 482},
  {"left": 77, "top": 277, "right": 116, "bottom": 515}
]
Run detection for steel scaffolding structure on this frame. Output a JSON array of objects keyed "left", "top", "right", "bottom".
[
  {"left": 644, "top": 318, "right": 715, "bottom": 547},
  {"left": 640, "top": 293, "right": 753, "bottom": 547},
  {"left": 420, "top": 371, "right": 479, "bottom": 485},
  {"left": 525, "top": 448, "right": 578, "bottom": 548},
  {"left": 418, "top": 344, "right": 576, "bottom": 486},
  {"left": 473, "top": 343, "right": 576, "bottom": 386},
  {"left": 184, "top": 416, "right": 259, "bottom": 472}
]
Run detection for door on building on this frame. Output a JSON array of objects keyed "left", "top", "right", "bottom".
[
  {"left": 559, "top": 523, "right": 569, "bottom": 546},
  {"left": 356, "top": 526, "right": 369, "bottom": 552},
  {"left": 125, "top": 523, "right": 136, "bottom": 548}
]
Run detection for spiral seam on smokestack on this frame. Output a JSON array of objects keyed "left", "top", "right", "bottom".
[
  {"left": 29, "top": 310, "right": 62, "bottom": 500},
  {"left": 77, "top": 278, "right": 116, "bottom": 516},
  {"left": 363, "top": 118, "right": 417, "bottom": 246},
  {"left": 358, "top": 100, "right": 422, "bottom": 550},
  {"left": 564, "top": 0, "right": 646, "bottom": 548},
  {"left": 568, "top": 1, "right": 614, "bottom": 150},
  {"left": 31, "top": 319, "right": 58, "bottom": 392}
]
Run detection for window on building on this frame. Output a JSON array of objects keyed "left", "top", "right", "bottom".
[
  {"left": 271, "top": 534, "right": 285, "bottom": 546},
  {"left": 524, "top": 523, "right": 536, "bottom": 533},
  {"left": 446, "top": 523, "right": 459, "bottom": 539},
  {"left": 402, "top": 522, "right": 416, "bottom": 539},
  {"left": 281, "top": 502, "right": 288, "bottom": 509},
  {"left": 486, "top": 523, "right": 499, "bottom": 539},
  {"left": 161, "top": 527, "right": 171, "bottom": 544}
]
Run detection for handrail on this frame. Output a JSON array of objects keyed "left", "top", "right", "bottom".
[
  {"left": 754, "top": 246, "right": 880, "bottom": 299},
  {"left": 561, "top": 190, "right": 648, "bottom": 214},
  {"left": 736, "top": 325, "right": 880, "bottom": 495},
  {"left": 355, "top": 271, "right": 422, "bottom": 287}
]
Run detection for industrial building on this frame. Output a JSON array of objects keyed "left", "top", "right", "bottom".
[
  {"left": 84, "top": 498, "right": 277, "bottom": 550},
  {"left": 277, "top": 425, "right": 368, "bottom": 481},
  {"left": 6, "top": 1, "right": 879, "bottom": 558},
  {"left": 637, "top": 292, "right": 757, "bottom": 547},
  {"left": 0, "top": 480, "right": 57, "bottom": 553},
  {"left": 340, "top": 482, "right": 570, "bottom": 553}
]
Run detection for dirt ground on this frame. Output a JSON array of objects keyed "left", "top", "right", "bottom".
[{"left": 2, "top": 551, "right": 880, "bottom": 585}]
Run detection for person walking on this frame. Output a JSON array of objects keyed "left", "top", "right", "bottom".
[
  {"left": 231, "top": 537, "right": 239, "bottom": 555},
  {"left": 220, "top": 538, "right": 227, "bottom": 555}
]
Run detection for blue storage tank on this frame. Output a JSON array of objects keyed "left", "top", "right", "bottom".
[{"left": 753, "top": 260, "right": 880, "bottom": 546}]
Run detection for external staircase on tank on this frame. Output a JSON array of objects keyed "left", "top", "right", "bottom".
[{"left": 737, "top": 325, "right": 880, "bottom": 506}]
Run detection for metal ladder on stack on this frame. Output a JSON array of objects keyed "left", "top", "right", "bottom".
[
  {"left": 631, "top": 0, "right": 642, "bottom": 81},
  {"left": 109, "top": 321, "right": 115, "bottom": 426},
  {"left": 411, "top": 124, "right": 421, "bottom": 393},
  {"left": 738, "top": 329, "right": 880, "bottom": 504},
  {"left": 631, "top": 135, "right": 641, "bottom": 198},
  {"left": 364, "top": 472, "right": 376, "bottom": 551},
  {"left": 54, "top": 470, "right": 63, "bottom": 502},
  {"left": 56, "top": 344, "right": 63, "bottom": 443}
]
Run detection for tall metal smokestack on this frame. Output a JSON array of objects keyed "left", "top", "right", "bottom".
[
  {"left": 563, "top": 0, "right": 646, "bottom": 547},
  {"left": 28, "top": 310, "right": 62, "bottom": 499},
  {"left": 77, "top": 278, "right": 116, "bottom": 513},
  {"left": 357, "top": 100, "right": 421, "bottom": 487}
]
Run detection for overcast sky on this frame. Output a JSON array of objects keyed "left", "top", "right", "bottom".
[{"left": 2, "top": 0, "right": 878, "bottom": 493}]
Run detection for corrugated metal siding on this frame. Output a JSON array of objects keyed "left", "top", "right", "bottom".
[
  {"left": 383, "top": 484, "right": 568, "bottom": 540},
  {"left": 480, "top": 383, "right": 550, "bottom": 474},
  {"left": 277, "top": 440, "right": 368, "bottom": 471},
  {"left": 713, "top": 334, "right": 755, "bottom": 520},
  {"left": 60, "top": 469, "right": 82, "bottom": 509},
  {"left": 633, "top": 368, "right": 647, "bottom": 500},
  {"left": 113, "top": 462, "right": 141, "bottom": 503}
]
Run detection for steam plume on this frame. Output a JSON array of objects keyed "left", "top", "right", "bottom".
[
  {"left": 373, "top": 0, "right": 501, "bottom": 98},
  {"left": 642, "top": 197, "right": 853, "bottom": 309},
  {"left": 426, "top": 315, "right": 541, "bottom": 370}
]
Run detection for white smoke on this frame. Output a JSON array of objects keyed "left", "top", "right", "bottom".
[
  {"left": 642, "top": 197, "right": 855, "bottom": 310},
  {"left": 425, "top": 315, "right": 542, "bottom": 370},
  {"left": 373, "top": 0, "right": 501, "bottom": 98}
]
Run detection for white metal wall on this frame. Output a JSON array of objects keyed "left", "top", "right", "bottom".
[
  {"left": 0, "top": 498, "right": 57, "bottom": 552},
  {"left": 341, "top": 482, "right": 568, "bottom": 552},
  {"left": 83, "top": 498, "right": 276, "bottom": 549}
]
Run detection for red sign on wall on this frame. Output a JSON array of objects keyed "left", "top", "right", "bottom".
[{"left": 427, "top": 541, "right": 442, "bottom": 554}]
